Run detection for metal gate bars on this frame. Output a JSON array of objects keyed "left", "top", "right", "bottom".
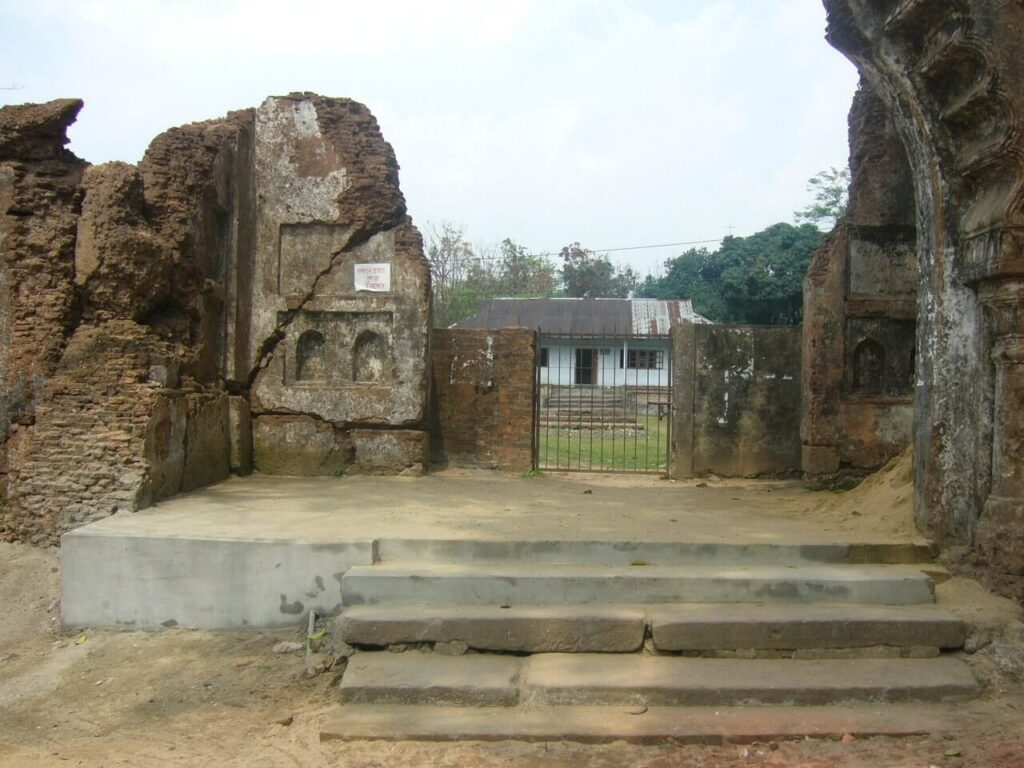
[{"left": 533, "top": 333, "right": 672, "bottom": 474}]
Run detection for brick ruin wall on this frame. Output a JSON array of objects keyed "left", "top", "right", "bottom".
[
  {"left": 802, "top": 80, "right": 918, "bottom": 488},
  {"left": 430, "top": 328, "right": 536, "bottom": 472},
  {"left": 0, "top": 100, "right": 248, "bottom": 543},
  {"left": 0, "top": 94, "right": 430, "bottom": 543}
]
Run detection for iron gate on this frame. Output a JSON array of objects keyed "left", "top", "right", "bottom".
[{"left": 533, "top": 333, "right": 672, "bottom": 474}]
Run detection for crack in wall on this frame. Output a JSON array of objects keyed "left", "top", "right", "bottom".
[{"left": 245, "top": 217, "right": 403, "bottom": 389}]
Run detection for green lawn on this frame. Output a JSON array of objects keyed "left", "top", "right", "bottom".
[{"left": 538, "top": 414, "right": 669, "bottom": 473}]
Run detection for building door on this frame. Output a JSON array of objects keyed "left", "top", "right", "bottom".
[{"left": 574, "top": 348, "right": 597, "bottom": 385}]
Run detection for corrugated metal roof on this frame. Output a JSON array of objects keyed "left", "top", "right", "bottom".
[{"left": 452, "top": 298, "right": 711, "bottom": 335}]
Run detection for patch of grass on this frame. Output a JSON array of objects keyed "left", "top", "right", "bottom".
[
  {"left": 538, "top": 414, "right": 668, "bottom": 473},
  {"left": 520, "top": 469, "right": 545, "bottom": 478}
]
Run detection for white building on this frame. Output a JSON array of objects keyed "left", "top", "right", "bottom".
[{"left": 453, "top": 298, "right": 711, "bottom": 388}]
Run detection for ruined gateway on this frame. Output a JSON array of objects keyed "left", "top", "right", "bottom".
[{"left": 0, "top": 0, "right": 1023, "bottom": 605}]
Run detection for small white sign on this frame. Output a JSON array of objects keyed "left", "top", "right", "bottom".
[{"left": 354, "top": 263, "right": 391, "bottom": 292}]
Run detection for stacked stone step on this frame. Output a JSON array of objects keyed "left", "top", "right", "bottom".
[
  {"left": 543, "top": 387, "right": 634, "bottom": 427},
  {"left": 325, "top": 538, "right": 977, "bottom": 742}
]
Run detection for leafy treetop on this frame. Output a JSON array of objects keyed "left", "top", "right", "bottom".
[
  {"left": 638, "top": 222, "right": 823, "bottom": 325},
  {"left": 560, "top": 242, "right": 637, "bottom": 299},
  {"left": 794, "top": 166, "right": 850, "bottom": 229}
]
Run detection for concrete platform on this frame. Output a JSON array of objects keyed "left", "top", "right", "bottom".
[
  {"left": 375, "top": 538, "right": 936, "bottom": 565},
  {"left": 60, "top": 471, "right": 935, "bottom": 630},
  {"left": 59, "top": 472, "right": 930, "bottom": 545},
  {"left": 320, "top": 703, "right": 956, "bottom": 743}
]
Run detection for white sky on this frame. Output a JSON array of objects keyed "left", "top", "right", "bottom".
[{"left": 0, "top": 0, "right": 859, "bottom": 276}]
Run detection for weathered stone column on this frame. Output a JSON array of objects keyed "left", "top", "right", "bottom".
[{"left": 976, "top": 278, "right": 1024, "bottom": 579}]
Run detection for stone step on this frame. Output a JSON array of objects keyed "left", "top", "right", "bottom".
[
  {"left": 374, "top": 538, "right": 936, "bottom": 566},
  {"left": 341, "top": 562, "right": 937, "bottom": 607},
  {"left": 649, "top": 603, "right": 966, "bottom": 652},
  {"left": 321, "top": 703, "right": 956, "bottom": 743},
  {"left": 337, "top": 602, "right": 964, "bottom": 654},
  {"left": 341, "top": 652, "right": 520, "bottom": 706},
  {"left": 544, "top": 402, "right": 627, "bottom": 408},
  {"left": 338, "top": 652, "right": 980, "bottom": 707},
  {"left": 339, "top": 604, "right": 646, "bottom": 652},
  {"left": 522, "top": 654, "right": 979, "bottom": 706},
  {"left": 539, "top": 418, "right": 641, "bottom": 428}
]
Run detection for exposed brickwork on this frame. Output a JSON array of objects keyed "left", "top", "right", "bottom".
[
  {"left": 75, "top": 162, "right": 172, "bottom": 323},
  {"left": 136, "top": 109, "right": 255, "bottom": 384},
  {"left": 0, "top": 100, "right": 87, "bottom": 444},
  {"left": 0, "top": 102, "right": 248, "bottom": 543},
  {"left": 4, "top": 322, "right": 175, "bottom": 543},
  {"left": 431, "top": 328, "right": 535, "bottom": 471}
]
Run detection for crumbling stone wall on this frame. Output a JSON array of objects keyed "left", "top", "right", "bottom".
[
  {"left": 825, "top": 0, "right": 1024, "bottom": 602},
  {"left": 431, "top": 328, "right": 536, "bottom": 471},
  {"left": 802, "top": 80, "right": 918, "bottom": 488},
  {"left": 246, "top": 95, "right": 431, "bottom": 476},
  {"left": 674, "top": 324, "right": 801, "bottom": 479},
  {"left": 1, "top": 93, "right": 430, "bottom": 542}
]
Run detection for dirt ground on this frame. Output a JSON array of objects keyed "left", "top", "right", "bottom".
[
  {"left": 2, "top": 464, "right": 1024, "bottom": 767},
  {"left": 81, "top": 446, "right": 929, "bottom": 547}
]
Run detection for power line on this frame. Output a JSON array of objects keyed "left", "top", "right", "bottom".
[
  {"left": 527, "top": 237, "right": 723, "bottom": 259},
  {"left": 431, "top": 236, "right": 726, "bottom": 266}
]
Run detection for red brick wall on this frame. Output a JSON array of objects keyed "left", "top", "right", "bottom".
[{"left": 431, "top": 328, "right": 535, "bottom": 471}]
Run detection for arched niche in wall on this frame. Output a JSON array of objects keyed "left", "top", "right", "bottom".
[
  {"left": 852, "top": 337, "right": 885, "bottom": 395},
  {"left": 296, "top": 330, "right": 326, "bottom": 382},
  {"left": 353, "top": 330, "right": 391, "bottom": 383}
]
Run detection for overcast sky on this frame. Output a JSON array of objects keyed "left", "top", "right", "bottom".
[{"left": 0, "top": 1, "right": 859, "bottom": 276}]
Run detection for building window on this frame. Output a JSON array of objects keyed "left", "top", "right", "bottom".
[
  {"left": 627, "top": 349, "right": 664, "bottom": 370},
  {"left": 540, "top": 347, "right": 549, "bottom": 367}
]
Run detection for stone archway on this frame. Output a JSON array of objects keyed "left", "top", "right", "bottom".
[{"left": 822, "top": 1, "right": 1024, "bottom": 586}]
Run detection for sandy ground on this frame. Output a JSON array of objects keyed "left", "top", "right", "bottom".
[
  {"left": 78, "top": 448, "right": 926, "bottom": 546},
  {"left": 3, "top": 462, "right": 1024, "bottom": 767}
]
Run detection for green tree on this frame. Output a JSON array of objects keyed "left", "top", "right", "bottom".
[
  {"left": 638, "top": 247, "right": 727, "bottom": 319},
  {"left": 795, "top": 166, "right": 850, "bottom": 229},
  {"left": 560, "top": 242, "right": 637, "bottom": 298},
  {"left": 494, "top": 238, "right": 557, "bottom": 297},
  {"left": 425, "top": 221, "right": 490, "bottom": 327},
  {"left": 639, "top": 223, "right": 823, "bottom": 324},
  {"left": 425, "top": 226, "right": 559, "bottom": 326}
]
